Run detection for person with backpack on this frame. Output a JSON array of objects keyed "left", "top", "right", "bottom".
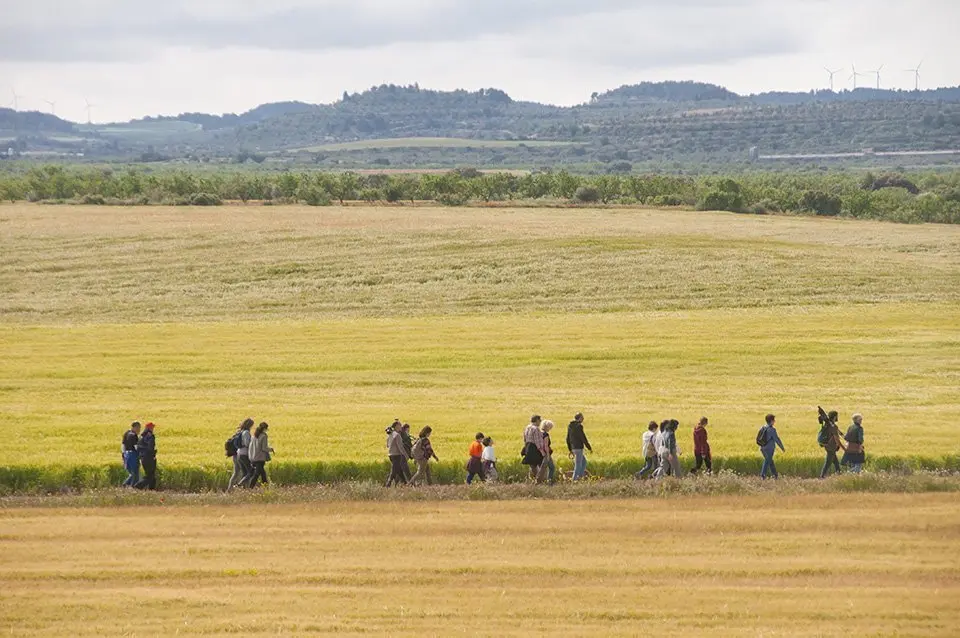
[
  {"left": 521, "top": 415, "right": 545, "bottom": 481},
  {"left": 757, "top": 414, "right": 786, "bottom": 479},
  {"left": 466, "top": 432, "right": 485, "bottom": 484},
  {"left": 653, "top": 420, "right": 672, "bottom": 479},
  {"left": 399, "top": 423, "right": 414, "bottom": 482},
  {"left": 841, "top": 413, "right": 866, "bottom": 473},
  {"left": 635, "top": 421, "right": 659, "bottom": 479},
  {"left": 410, "top": 426, "right": 439, "bottom": 485},
  {"left": 245, "top": 422, "right": 274, "bottom": 488},
  {"left": 481, "top": 437, "right": 498, "bottom": 482},
  {"left": 566, "top": 412, "right": 592, "bottom": 481},
  {"left": 121, "top": 421, "right": 141, "bottom": 487},
  {"left": 690, "top": 417, "right": 712, "bottom": 474},
  {"left": 133, "top": 422, "right": 157, "bottom": 490},
  {"left": 385, "top": 422, "right": 409, "bottom": 487},
  {"left": 818, "top": 410, "right": 845, "bottom": 479},
  {"left": 227, "top": 418, "right": 255, "bottom": 491}
]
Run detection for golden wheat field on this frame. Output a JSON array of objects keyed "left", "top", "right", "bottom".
[
  {"left": 0, "top": 204, "right": 958, "bottom": 466},
  {"left": 1, "top": 493, "right": 958, "bottom": 636}
]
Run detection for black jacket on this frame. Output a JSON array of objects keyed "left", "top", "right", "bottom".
[
  {"left": 566, "top": 420, "right": 592, "bottom": 452},
  {"left": 136, "top": 430, "right": 156, "bottom": 459},
  {"left": 122, "top": 430, "right": 139, "bottom": 453}
]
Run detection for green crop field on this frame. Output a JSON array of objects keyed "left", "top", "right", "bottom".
[{"left": 1, "top": 204, "right": 958, "bottom": 479}]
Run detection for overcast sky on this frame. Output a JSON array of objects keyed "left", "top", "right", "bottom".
[{"left": 1, "top": 0, "right": 957, "bottom": 122}]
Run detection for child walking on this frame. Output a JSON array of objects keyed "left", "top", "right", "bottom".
[{"left": 466, "top": 432, "right": 485, "bottom": 484}]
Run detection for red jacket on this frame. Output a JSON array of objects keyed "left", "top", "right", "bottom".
[{"left": 693, "top": 426, "right": 710, "bottom": 455}]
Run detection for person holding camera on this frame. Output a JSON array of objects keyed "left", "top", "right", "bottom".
[
  {"left": 385, "top": 420, "right": 409, "bottom": 487},
  {"left": 818, "top": 410, "right": 845, "bottom": 479}
]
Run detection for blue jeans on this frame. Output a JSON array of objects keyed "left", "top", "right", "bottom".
[
  {"left": 636, "top": 455, "right": 657, "bottom": 479},
  {"left": 760, "top": 449, "right": 778, "bottom": 479},
  {"left": 572, "top": 449, "right": 587, "bottom": 480},
  {"left": 122, "top": 451, "right": 140, "bottom": 487},
  {"left": 545, "top": 457, "right": 556, "bottom": 483}
]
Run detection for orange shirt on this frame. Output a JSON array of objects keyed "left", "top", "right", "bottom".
[{"left": 468, "top": 441, "right": 483, "bottom": 458}]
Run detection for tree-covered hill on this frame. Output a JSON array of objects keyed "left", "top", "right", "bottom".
[{"left": 3, "top": 82, "right": 960, "bottom": 168}]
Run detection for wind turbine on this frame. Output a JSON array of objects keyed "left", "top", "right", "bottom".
[
  {"left": 9, "top": 88, "right": 23, "bottom": 110},
  {"left": 849, "top": 65, "right": 866, "bottom": 90},
  {"left": 824, "top": 67, "right": 843, "bottom": 91},
  {"left": 83, "top": 97, "right": 96, "bottom": 124},
  {"left": 868, "top": 65, "right": 884, "bottom": 89},
  {"left": 904, "top": 60, "right": 923, "bottom": 91},
  {"left": 44, "top": 100, "right": 56, "bottom": 116}
]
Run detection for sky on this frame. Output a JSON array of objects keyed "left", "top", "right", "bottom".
[{"left": 1, "top": 0, "right": 957, "bottom": 123}]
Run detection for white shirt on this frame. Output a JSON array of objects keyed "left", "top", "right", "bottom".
[
  {"left": 481, "top": 446, "right": 496, "bottom": 463},
  {"left": 642, "top": 430, "right": 656, "bottom": 458},
  {"left": 654, "top": 430, "right": 666, "bottom": 455}
]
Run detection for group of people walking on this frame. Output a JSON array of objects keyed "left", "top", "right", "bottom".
[
  {"left": 119, "top": 409, "right": 867, "bottom": 489},
  {"left": 226, "top": 419, "right": 275, "bottom": 489},
  {"left": 120, "top": 421, "right": 158, "bottom": 490}
]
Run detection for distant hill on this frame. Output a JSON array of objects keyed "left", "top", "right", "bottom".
[
  {"left": 596, "top": 81, "right": 740, "bottom": 104},
  {"left": 133, "top": 101, "right": 316, "bottom": 131},
  {"left": 4, "top": 82, "right": 960, "bottom": 168},
  {"left": 0, "top": 108, "right": 76, "bottom": 134}
]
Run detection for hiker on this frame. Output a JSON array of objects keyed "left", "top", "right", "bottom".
[
  {"left": 466, "top": 432, "right": 485, "bottom": 484},
  {"left": 481, "top": 437, "right": 498, "bottom": 482},
  {"left": 691, "top": 417, "right": 712, "bottom": 474},
  {"left": 653, "top": 420, "right": 672, "bottom": 479},
  {"left": 538, "top": 420, "right": 556, "bottom": 483},
  {"left": 841, "top": 413, "right": 865, "bottom": 473},
  {"left": 539, "top": 421, "right": 557, "bottom": 485},
  {"left": 410, "top": 426, "right": 439, "bottom": 485},
  {"left": 246, "top": 422, "right": 274, "bottom": 488},
  {"left": 399, "top": 423, "right": 414, "bottom": 482},
  {"left": 635, "top": 421, "right": 659, "bottom": 479},
  {"left": 385, "top": 422, "right": 409, "bottom": 486},
  {"left": 667, "top": 420, "right": 683, "bottom": 477},
  {"left": 133, "top": 422, "right": 157, "bottom": 490},
  {"left": 121, "top": 421, "right": 141, "bottom": 487},
  {"left": 566, "top": 412, "right": 592, "bottom": 481},
  {"left": 521, "top": 415, "right": 545, "bottom": 481},
  {"left": 757, "top": 414, "right": 786, "bottom": 479},
  {"left": 228, "top": 418, "right": 255, "bottom": 491},
  {"left": 818, "top": 410, "right": 845, "bottom": 479}
]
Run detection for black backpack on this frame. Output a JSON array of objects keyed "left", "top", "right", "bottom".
[
  {"left": 225, "top": 430, "right": 243, "bottom": 457},
  {"left": 817, "top": 425, "right": 831, "bottom": 447},
  {"left": 756, "top": 426, "right": 769, "bottom": 447}
]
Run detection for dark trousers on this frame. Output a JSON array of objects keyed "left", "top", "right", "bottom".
[
  {"left": 134, "top": 457, "right": 157, "bottom": 490},
  {"left": 386, "top": 455, "right": 408, "bottom": 486},
  {"left": 820, "top": 449, "right": 841, "bottom": 478},
  {"left": 247, "top": 461, "right": 268, "bottom": 487},
  {"left": 692, "top": 453, "right": 712, "bottom": 474}
]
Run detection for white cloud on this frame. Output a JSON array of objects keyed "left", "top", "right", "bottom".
[{"left": 0, "top": 0, "right": 956, "bottom": 122}]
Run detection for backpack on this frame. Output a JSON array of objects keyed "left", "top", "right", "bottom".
[
  {"left": 756, "top": 426, "right": 769, "bottom": 447},
  {"left": 225, "top": 430, "right": 244, "bottom": 457},
  {"left": 411, "top": 438, "right": 427, "bottom": 461},
  {"left": 817, "top": 425, "right": 831, "bottom": 447}
]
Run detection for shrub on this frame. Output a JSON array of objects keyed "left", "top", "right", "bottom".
[
  {"left": 79, "top": 194, "right": 105, "bottom": 205},
  {"left": 800, "top": 190, "right": 842, "bottom": 216},
  {"left": 189, "top": 193, "right": 222, "bottom": 206},
  {"left": 573, "top": 186, "right": 600, "bottom": 203},
  {"left": 437, "top": 192, "right": 469, "bottom": 206},
  {"left": 698, "top": 189, "right": 744, "bottom": 213},
  {"left": 652, "top": 194, "right": 683, "bottom": 207}
]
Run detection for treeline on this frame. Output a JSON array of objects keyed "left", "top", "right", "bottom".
[{"left": 3, "top": 166, "right": 960, "bottom": 224}]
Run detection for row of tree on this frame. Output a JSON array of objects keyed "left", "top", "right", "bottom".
[{"left": 2, "top": 166, "right": 959, "bottom": 224}]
